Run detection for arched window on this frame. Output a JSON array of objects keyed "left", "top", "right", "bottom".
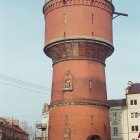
[{"left": 87, "top": 135, "right": 101, "bottom": 140}]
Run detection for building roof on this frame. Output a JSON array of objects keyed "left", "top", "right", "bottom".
[
  {"left": 108, "top": 99, "right": 126, "bottom": 107},
  {"left": 0, "top": 117, "right": 28, "bottom": 135},
  {"left": 4, "top": 124, "right": 28, "bottom": 135},
  {"left": 0, "top": 117, "right": 6, "bottom": 123},
  {"left": 127, "top": 83, "right": 140, "bottom": 94}
]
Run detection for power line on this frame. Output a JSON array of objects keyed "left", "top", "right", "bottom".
[
  {"left": 0, "top": 81, "right": 49, "bottom": 95},
  {"left": 0, "top": 74, "right": 49, "bottom": 90},
  {"left": 0, "top": 74, "right": 50, "bottom": 91}
]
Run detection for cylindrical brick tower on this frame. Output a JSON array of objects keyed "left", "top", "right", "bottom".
[{"left": 43, "top": 0, "right": 114, "bottom": 139}]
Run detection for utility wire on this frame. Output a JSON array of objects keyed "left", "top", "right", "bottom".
[
  {"left": 0, "top": 74, "right": 50, "bottom": 91},
  {"left": 0, "top": 81, "right": 49, "bottom": 95}
]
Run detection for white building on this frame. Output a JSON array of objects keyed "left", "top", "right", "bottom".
[
  {"left": 36, "top": 103, "right": 49, "bottom": 140},
  {"left": 109, "top": 82, "right": 140, "bottom": 140}
]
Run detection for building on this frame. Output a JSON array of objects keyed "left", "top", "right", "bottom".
[
  {"left": 109, "top": 82, "right": 140, "bottom": 140},
  {"left": 37, "top": 82, "right": 140, "bottom": 140},
  {"left": 36, "top": 103, "right": 49, "bottom": 140},
  {"left": 0, "top": 117, "right": 28, "bottom": 140},
  {"left": 126, "top": 82, "right": 140, "bottom": 140},
  {"left": 109, "top": 99, "right": 126, "bottom": 140},
  {"left": 43, "top": 0, "right": 115, "bottom": 139}
]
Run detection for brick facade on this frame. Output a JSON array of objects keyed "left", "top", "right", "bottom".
[{"left": 43, "top": 0, "right": 114, "bottom": 139}]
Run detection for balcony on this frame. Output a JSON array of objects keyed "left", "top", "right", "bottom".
[
  {"left": 111, "top": 120, "right": 119, "bottom": 125},
  {"left": 36, "top": 122, "right": 47, "bottom": 130}
]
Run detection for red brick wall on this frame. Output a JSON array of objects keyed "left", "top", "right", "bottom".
[
  {"left": 51, "top": 60, "right": 107, "bottom": 103},
  {"left": 44, "top": 0, "right": 113, "bottom": 44},
  {"left": 49, "top": 105, "right": 110, "bottom": 140},
  {"left": 43, "top": 0, "right": 114, "bottom": 139}
]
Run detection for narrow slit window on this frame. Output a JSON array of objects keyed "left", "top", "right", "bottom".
[
  {"left": 89, "top": 80, "right": 92, "bottom": 89},
  {"left": 92, "top": 32, "right": 94, "bottom": 36},
  {"left": 92, "top": 14, "right": 94, "bottom": 24},
  {"left": 64, "top": 14, "right": 67, "bottom": 24},
  {"left": 64, "top": 32, "right": 66, "bottom": 37}
]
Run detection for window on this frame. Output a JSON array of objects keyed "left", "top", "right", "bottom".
[
  {"left": 64, "top": 32, "right": 66, "bottom": 38},
  {"left": 64, "top": 14, "right": 67, "bottom": 24},
  {"left": 113, "top": 112, "right": 117, "bottom": 120},
  {"left": 113, "top": 127, "right": 118, "bottom": 135},
  {"left": 135, "top": 112, "right": 138, "bottom": 118},
  {"left": 131, "top": 125, "right": 139, "bottom": 132},
  {"left": 131, "top": 113, "right": 134, "bottom": 118},
  {"left": 131, "top": 126, "right": 135, "bottom": 131},
  {"left": 130, "top": 99, "right": 137, "bottom": 105},
  {"left": 92, "top": 14, "right": 94, "bottom": 24},
  {"left": 131, "top": 112, "right": 139, "bottom": 118},
  {"left": 134, "top": 100, "right": 137, "bottom": 105},
  {"left": 130, "top": 100, "right": 133, "bottom": 105},
  {"left": 89, "top": 80, "right": 92, "bottom": 89},
  {"left": 136, "top": 126, "right": 138, "bottom": 131}
]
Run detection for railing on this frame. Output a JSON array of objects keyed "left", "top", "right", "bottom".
[
  {"left": 111, "top": 120, "right": 119, "bottom": 125},
  {"left": 36, "top": 123, "right": 47, "bottom": 129}
]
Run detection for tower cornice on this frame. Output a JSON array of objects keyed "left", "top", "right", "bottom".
[
  {"left": 44, "top": 36, "right": 113, "bottom": 47},
  {"left": 43, "top": 0, "right": 114, "bottom": 16},
  {"left": 44, "top": 37, "right": 114, "bottom": 64}
]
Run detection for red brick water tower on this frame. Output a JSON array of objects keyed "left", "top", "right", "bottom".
[{"left": 43, "top": 0, "right": 114, "bottom": 139}]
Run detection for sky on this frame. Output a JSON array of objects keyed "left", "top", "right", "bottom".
[{"left": 0, "top": 0, "right": 140, "bottom": 126}]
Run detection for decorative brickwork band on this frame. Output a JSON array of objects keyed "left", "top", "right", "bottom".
[
  {"left": 43, "top": 0, "right": 114, "bottom": 15},
  {"left": 44, "top": 38, "right": 114, "bottom": 64},
  {"left": 50, "top": 99, "right": 110, "bottom": 108}
]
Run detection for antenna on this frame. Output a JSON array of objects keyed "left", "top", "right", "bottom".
[{"left": 113, "top": 12, "right": 128, "bottom": 19}]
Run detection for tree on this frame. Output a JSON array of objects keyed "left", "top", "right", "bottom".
[{"left": 20, "top": 121, "right": 35, "bottom": 140}]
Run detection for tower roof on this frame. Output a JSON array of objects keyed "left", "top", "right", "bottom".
[{"left": 127, "top": 83, "right": 140, "bottom": 94}]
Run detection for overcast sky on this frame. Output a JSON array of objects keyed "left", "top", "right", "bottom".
[{"left": 0, "top": 0, "right": 140, "bottom": 125}]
